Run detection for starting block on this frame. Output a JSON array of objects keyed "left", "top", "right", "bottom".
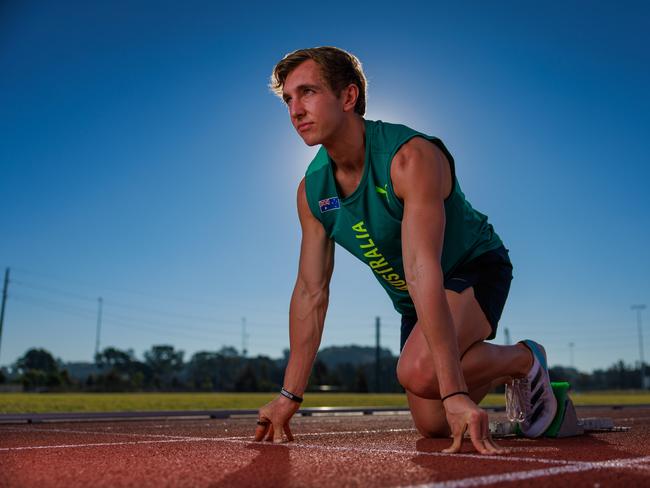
[
  {"left": 489, "top": 381, "right": 629, "bottom": 438},
  {"left": 544, "top": 381, "right": 583, "bottom": 437}
]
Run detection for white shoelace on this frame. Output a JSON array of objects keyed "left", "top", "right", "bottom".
[{"left": 505, "top": 378, "right": 527, "bottom": 422}]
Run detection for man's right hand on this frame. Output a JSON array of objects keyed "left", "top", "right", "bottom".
[
  {"left": 253, "top": 394, "right": 301, "bottom": 443},
  {"left": 442, "top": 394, "right": 507, "bottom": 455}
]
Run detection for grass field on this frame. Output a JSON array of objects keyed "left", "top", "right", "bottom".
[{"left": 1, "top": 391, "right": 650, "bottom": 414}]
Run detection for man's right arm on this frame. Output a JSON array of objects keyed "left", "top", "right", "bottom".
[
  {"left": 254, "top": 177, "right": 334, "bottom": 442},
  {"left": 283, "top": 177, "right": 335, "bottom": 395}
]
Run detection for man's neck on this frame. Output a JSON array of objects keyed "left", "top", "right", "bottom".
[{"left": 323, "top": 116, "right": 365, "bottom": 173}]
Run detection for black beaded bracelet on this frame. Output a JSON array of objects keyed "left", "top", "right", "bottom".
[
  {"left": 441, "top": 391, "right": 469, "bottom": 403},
  {"left": 280, "top": 388, "right": 303, "bottom": 404}
]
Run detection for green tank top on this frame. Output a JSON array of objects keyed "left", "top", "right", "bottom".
[{"left": 304, "top": 119, "right": 503, "bottom": 316}]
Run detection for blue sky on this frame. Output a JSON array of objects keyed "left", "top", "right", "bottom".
[{"left": 1, "top": 1, "right": 649, "bottom": 372}]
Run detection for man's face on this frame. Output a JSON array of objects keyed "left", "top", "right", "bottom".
[{"left": 282, "top": 59, "right": 345, "bottom": 146}]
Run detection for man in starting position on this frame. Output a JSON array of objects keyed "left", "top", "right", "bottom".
[{"left": 254, "top": 47, "right": 557, "bottom": 454}]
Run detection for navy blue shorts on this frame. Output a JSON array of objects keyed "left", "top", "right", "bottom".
[{"left": 400, "top": 245, "right": 513, "bottom": 351}]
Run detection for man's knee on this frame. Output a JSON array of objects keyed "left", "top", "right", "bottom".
[{"left": 397, "top": 356, "right": 439, "bottom": 399}]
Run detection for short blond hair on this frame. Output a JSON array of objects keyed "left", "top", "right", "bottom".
[{"left": 270, "top": 46, "right": 367, "bottom": 116}]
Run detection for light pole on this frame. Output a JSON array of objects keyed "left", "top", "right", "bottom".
[
  {"left": 0, "top": 268, "right": 9, "bottom": 365},
  {"left": 241, "top": 317, "right": 248, "bottom": 357},
  {"left": 569, "top": 342, "right": 575, "bottom": 369},
  {"left": 94, "top": 297, "right": 103, "bottom": 362},
  {"left": 631, "top": 304, "right": 647, "bottom": 389},
  {"left": 375, "top": 316, "right": 381, "bottom": 393}
]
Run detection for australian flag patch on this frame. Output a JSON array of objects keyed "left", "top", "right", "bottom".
[{"left": 319, "top": 197, "right": 340, "bottom": 213}]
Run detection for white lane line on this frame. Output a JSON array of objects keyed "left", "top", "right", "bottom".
[
  {"left": 0, "top": 434, "right": 573, "bottom": 467},
  {"left": 3, "top": 424, "right": 649, "bottom": 484},
  {"left": 616, "top": 416, "right": 650, "bottom": 422},
  {"left": 0, "top": 439, "right": 196, "bottom": 451},
  {"left": 0, "top": 427, "right": 192, "bottom": 439},
  {"left": 262, "top": 441, "right": 571, "bottom": 465},
  {"left": 405, "top": 455, "right": 650, "bottom": 488},
  {"left": 0, "top": 426, "right": 416, "bottom": 441},
  {"left": 4, "top": 433, "right": 649, "bottom": 486},
  {"left": 0, "top": 426, "right": 563, "bottom": 463},
  {"left": 221, "top": 427, "right": 416, "bottom": 440},
  {"left": 12, "top": 427, "right": 554, "bottom": 454}
]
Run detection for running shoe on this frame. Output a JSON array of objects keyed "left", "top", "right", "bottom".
[{"left": 511, "top": 340, "right": 557, "bottom": 438}]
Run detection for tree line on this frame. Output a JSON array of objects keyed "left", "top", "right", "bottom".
[
  {"left": 0, "top": 345, "right": 400, "bottom": 393},
  {"left": 1, "top": 345, "right": 648, "bottom": 392}
]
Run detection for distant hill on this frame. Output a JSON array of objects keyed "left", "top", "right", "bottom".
[{"left": 64, "top": 362, "right": 102, "bottom": 381}]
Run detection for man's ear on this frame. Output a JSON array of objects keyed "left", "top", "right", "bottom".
[{"left": 341, "top": 84, "right": 359, "bottom": 112}]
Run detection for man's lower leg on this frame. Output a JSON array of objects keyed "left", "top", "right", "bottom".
[{"left": 459, "top": 341, "right": 532, "bottom": 391}]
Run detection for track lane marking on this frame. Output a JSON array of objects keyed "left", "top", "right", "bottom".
[
  {"left": 3, "top": 416, "right": 648, "bottom": 485},
  {"left": 405, "top": 455, "right": 650, "bottom": 488},
  {"left": 0, "top": 434, "right": 571, "bottom": 466},
  {"left": 0, "top": 424, "right": 557, "bottom": 456},
  {"left": 0, "top": 427, "right": 194, "bottom": 439},
  {"left": 211, "top": 427, "right": 417, "bottom": 439},
  {"left": 3, "top": 434, "right": 649, "bottom": 486},
  {"left": 0, "top": 439, "right": 197, "bottom": 451},
  {"left": 1, "top": 426, "right": 561, "bottom": 460},
  {"left": 4, "top": 425, "right": 643, "bottom": 473},
  {"left": 0, "top": 426, "right": 416, "bottom": 440}
]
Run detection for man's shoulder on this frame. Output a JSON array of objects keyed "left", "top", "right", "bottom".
[
  {"left": 371, "top": 119, "right": 448, "bottom": 163},
  {"left": 369, "top": 119, "right": 419, "bottom": 137},
  {"left": 369, "top": 119, "right": 429, "bottom": 151}
]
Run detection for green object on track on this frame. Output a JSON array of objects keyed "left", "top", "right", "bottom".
[{"left": 544, "top": 381, "right": 572, "bottom": 437}]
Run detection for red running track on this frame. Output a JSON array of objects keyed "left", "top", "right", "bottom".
[{"left": 1, "top": 406, "right": 649, "bottom": 487}]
